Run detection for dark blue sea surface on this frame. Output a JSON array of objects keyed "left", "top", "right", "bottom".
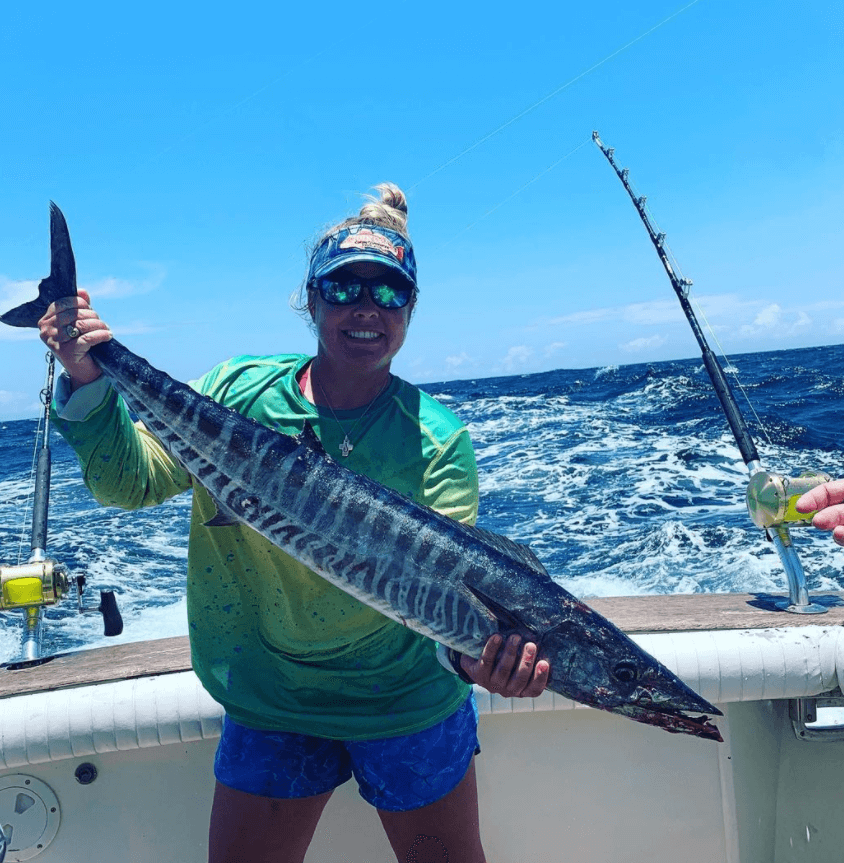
[{"left": 1, "top": 344, "right": 843, "bottom": 661}]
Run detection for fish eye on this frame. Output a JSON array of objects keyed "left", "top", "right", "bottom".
[{"left": 612, "top": 661, "right": 639, "bottom": 683}]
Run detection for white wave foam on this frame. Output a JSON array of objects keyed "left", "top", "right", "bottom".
[{"left": 594, "top": 365, "right": 619, "bottom": 378}]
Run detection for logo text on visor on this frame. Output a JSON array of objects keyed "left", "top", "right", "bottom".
[{"left": 339, "top": 229, "right": 405, "bottom": 261}]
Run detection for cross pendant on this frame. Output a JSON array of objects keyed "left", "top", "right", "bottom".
[{"left": 339, "top": 436, "right": 353, "bottom": 457}]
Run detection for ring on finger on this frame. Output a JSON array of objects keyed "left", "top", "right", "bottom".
[{"left": 65, "top": 323, "right": 81, "bottom": 339}]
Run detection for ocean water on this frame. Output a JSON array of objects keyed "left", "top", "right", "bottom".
[{"left": 1, "top": 344, "right": 843, "bottom": 663}]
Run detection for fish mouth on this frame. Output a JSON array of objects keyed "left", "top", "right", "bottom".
[{"left": 607, "top": 703, "right": 724, "bottom": 742}]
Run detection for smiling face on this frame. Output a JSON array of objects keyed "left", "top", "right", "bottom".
[{"left": 309, "top": 261, "right": 414, "bottom": 376}]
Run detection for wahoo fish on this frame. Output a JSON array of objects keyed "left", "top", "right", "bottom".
[{"left": 2, "top": 204, "right": 723, "bottom": 741}]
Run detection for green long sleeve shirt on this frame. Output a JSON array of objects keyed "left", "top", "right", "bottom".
[{"left": 53, "top": 354, "right": 477, "bottom": 739}]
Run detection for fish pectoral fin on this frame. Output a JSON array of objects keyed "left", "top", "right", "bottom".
[
  {"left": 465, "top": 584, "right": 534, "bottom": 635},
  {"left": 466, "top": 584, "right": 577, "bottom": 648},
  {"left": 203, "top": 497, "right": 241, "bottom": 528}
]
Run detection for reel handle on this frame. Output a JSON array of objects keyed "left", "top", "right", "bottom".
[
  {"left": 98, "top": 590, "right": 124, "bottom": 637},
  {"left": 75, "top": 576, "right": 124, "bottom": 636}
]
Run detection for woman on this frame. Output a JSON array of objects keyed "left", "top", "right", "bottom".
[{"left": 39, "top": 184, "right": 549, "bottom": 863}]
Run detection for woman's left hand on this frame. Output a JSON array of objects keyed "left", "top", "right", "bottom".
[{"left": 459, "top": 634, "right": 550, "bottom": 698}]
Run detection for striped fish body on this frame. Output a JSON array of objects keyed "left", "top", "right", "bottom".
[
  {"left": 104, "top": 340, "right": 572, "bottom": 650},
  {"left": 0, "top": 204, "right": 724, "bottom": 741},
  {"left": 102, "top": 340, "right": 500, "bottom": 654}
]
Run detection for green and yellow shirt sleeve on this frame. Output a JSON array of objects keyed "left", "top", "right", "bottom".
[{"left": 51, "top": 378, "right": 192, "bottom": 509}]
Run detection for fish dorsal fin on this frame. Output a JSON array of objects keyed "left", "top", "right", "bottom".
[
  {"left": 460, "top": 523, "right": 550, "bottom": 577},
  {"left": 299, "top": 420, "right": 329, "bottom": 457}
]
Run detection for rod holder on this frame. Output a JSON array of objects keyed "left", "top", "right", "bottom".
[{"left": 769, "top": 528, "right": 827, "bottom": 614}]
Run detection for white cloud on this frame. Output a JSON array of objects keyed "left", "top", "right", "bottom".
[
  {"left": 0, "top": 265, "right": 165, "bottom": 343},
  {"left": 620, "top": 335, "right": 666, "bottom": 353},
  {"left": 404, "top": 356, "right": 435, "bottom": 381},
  {"left": 547, "top": 307, "right": 614, "bottom": 326},
  {"left": 0, "top": 328, "right": 38, "bottom": 342},
  {"left": 0, "top": 264, "right": 165, "bottom": 309},
  {"left": 0, "top": 276, "right": 40, "bottom": 340},
  {"left": 754, "top": 303, "right": 782, "bottom": 327},
  {"left": 543, "top": 341, "right": 566, "bottom": 358},
  {"left": 82, "top": 263, "right": 165, "bottom": 299},
  {"left": 622, "top": 300, "right": 684, "bottom": 326},
  {"left": 546, "top": 294, "right": 739, "bottom": 329},
  {"left": 112, "top": 321, "right": 161, "bottom": 336},
  {"left": 445, "top": 352, "right": 472, "bottom": 368},
  {"left": 740, "top": 304, "right": 813, "bottom": 337},
  {"left": 0, "top": 277, "right": 39, "bottom": 309},
  {"left": 501, "top": 345, "right": 533, "bottom": 372},
  {"left": 689, "top": 293, "right": 755, "bottom": 319},
  {"left": 82, "top": 276, "right": 139, "bottom": 299}
]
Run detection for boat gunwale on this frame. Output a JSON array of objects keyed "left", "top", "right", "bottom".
[{"left": 2, "top": 591, "right": 843, "bottom": 700}]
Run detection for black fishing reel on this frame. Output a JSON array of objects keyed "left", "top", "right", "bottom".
[{"left": 746, "top": 470, "right": 832, "bottom": 530}]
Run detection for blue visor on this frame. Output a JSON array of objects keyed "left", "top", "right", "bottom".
[{"left": 308, "top": 224, "right": 417, "bottom": 291}]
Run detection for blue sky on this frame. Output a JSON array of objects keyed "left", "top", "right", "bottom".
[{"left": 0, "top": 0, "right": 842, "bottom": 420}]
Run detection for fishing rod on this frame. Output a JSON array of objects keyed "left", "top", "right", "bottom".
[
  {"left": 0, "top": 353, "right": 123, "bottom": 666},
  {"left": 592, "top": 131, "right": 830, "bottom": 614}
]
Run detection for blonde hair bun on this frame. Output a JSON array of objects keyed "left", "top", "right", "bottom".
[{"left": 357, "top": 182, "right": 409, "bottom": 235}]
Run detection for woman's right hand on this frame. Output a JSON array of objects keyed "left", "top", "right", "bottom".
[{"left": 38, "top": 289, "right": 113, "bottom": 391}]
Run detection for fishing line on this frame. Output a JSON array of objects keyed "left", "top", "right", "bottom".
[
  {"left": 433, "top": 138, "right": 591, "bottom": 251},
  {"left": 408, "top": 0, "right": 705, "bottom": 194},
  {"left": 134, "top": 4, "right": 703, "bottom": 295},
  {"left": 141, "top": 4, "right": 702, "bottom": 300},
  {"left": 639, "top": 195, "right": 774, "bottom": 447},
  {"left": 689, "top": 295, "right": 774, "bottom": 447},
  {"left": 276, "top": 140, "right": 590, "bottom": 285},
  {"left": 138, "top": 46, "right": 332, "bottom": 168},
  {"left": 15, "top": 400, "right": 44, "bottom": 566}
]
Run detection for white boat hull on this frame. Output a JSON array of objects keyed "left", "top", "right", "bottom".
[{"left": 3, "top": 614, "right": 844, "bottom": 861}]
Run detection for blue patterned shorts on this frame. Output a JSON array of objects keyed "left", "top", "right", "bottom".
[{"left": 214, "top": 693, "right": 480, "bottom": 812}]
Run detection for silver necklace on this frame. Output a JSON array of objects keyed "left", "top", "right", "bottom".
[{"left": 314, "top": 373, "right": 389, "bottom": 457}]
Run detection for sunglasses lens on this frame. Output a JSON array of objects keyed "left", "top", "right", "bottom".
[
  {"left": 314, "top": 276, "right": 414, "bottom": 309},
  {"left": 317, "top": 279, "right": 362, "bottom": 305},
  {"left": 370, "top": 283, "right": 412, "bottom": 309}
]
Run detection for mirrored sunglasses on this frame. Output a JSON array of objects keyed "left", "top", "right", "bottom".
[{"left": 311, "top": 274, "right": 415, "bottom": 310}]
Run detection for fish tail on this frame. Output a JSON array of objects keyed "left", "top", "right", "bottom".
[{"left": 0, "top": 202, "right": 78, "bottom": 328}]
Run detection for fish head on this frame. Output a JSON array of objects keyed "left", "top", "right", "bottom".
[{"left": 540, "top": 615, "right": 723, "bottom": 742}]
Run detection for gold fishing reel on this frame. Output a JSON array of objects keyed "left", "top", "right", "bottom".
[
  {"left": 746, "top": 470, "right": 832, "bottom": 530},
  {"left": 0, "top": 560, "right": 69, "bottom": 610}
]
